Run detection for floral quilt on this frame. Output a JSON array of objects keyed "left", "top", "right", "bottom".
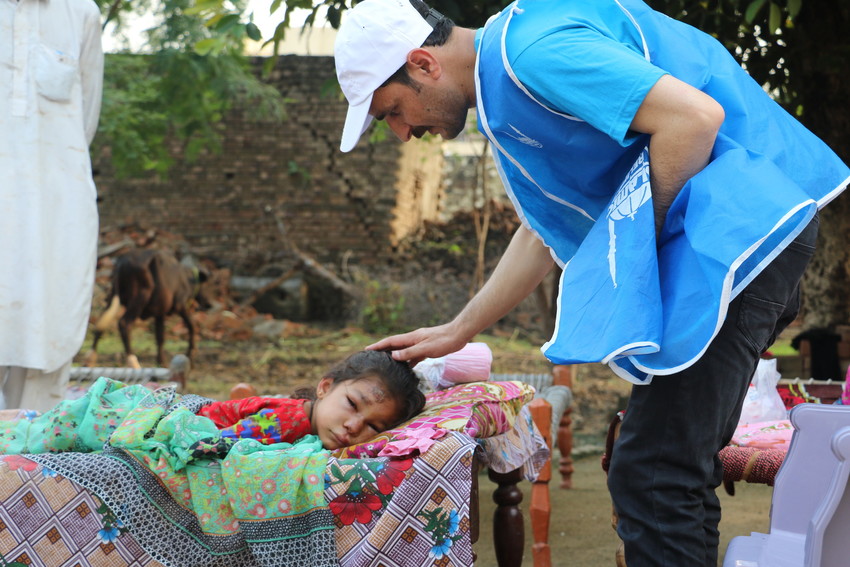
[
  {"left": 1, "top": 380, "right": 336, "bottom": 567},
  {"left": 0, "top": 380, "right": 542, "bottom": 567},
  {"left": 0, "top": 432, "right": 478, "bottom": 567}
]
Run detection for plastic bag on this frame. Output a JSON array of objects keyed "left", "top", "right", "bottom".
[
  {"left": 441, "top": 342, "right": 492, "bottom": 385},
  {"left": 413, "top": 357, "right": 446, "bottom": 392},
  {"left": 738, "top": 358, "right": 787, "bottom": 424},
  {"left": 414, "top": 342, "right": 493, "bottom": 391}
]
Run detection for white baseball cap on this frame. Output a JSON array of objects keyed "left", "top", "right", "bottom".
[{"left": 334, "top": 0, "right": 438, "bottom": 152}]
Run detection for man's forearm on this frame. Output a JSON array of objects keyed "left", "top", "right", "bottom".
[
  {"left": 367, "top": 224, "right": 555, "bottom": 364},
  {"left": 647, "top": 133, "right": 715, "bottom": 238},
  {"left": 630, "top": 75, "right": 725, "bottom": 237}
]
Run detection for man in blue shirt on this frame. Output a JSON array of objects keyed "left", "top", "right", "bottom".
[{"left": 334, "top": 0, "right": 849, "bottom": 564}]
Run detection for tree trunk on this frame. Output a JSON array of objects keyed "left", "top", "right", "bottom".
[
  {"left": 787, "top": 0, "right": 850, "bottom": 328},
  {"left": 802, "top": 203, "right": 850, "bottom": 328}
]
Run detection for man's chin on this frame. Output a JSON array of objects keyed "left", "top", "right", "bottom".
[
  {"left": 443, "top": 122, "right": 468, "bottom": 140},
  {"left": 427, "top": 128, "right": 461, "bottom": 142},
  {"left": 417, "top": 122, "right": 465, "bottom": 141}
]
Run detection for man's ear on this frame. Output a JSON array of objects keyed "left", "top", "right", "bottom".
[
  {"left": 316, "top": 377, "right": 334, "bottom": 399},
  {"left": 406, "top": 48, "right": 442, "bottom": 79}
]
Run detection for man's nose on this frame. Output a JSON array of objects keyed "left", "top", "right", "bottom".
[{"left": 386, "top": 116, "right": 412, "bottom": 142}]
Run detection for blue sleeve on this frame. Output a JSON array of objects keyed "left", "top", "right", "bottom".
[{"left": 509, "top": 26, "right": 667, "bottom": 144}]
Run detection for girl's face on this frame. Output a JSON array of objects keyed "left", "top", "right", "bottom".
[{"left": 311, "top": 375, "right": 401, "bottom": 450}]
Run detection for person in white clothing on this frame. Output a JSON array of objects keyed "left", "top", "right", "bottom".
[{"left": 0, "top": 0, "right": 104, "bottom": 412}]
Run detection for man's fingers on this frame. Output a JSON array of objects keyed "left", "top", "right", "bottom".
[
  {"left": 365, "top": 324, "right": 458, "bottom": 364},
  {"left": 366, "top": 334, "right": 414, "bottom": 352},
  {"left": 367, "top": 337, "right": 429, "bottom": 365},
  {"left": 388, "top": 347, "right": 423, "bottom": 365}
]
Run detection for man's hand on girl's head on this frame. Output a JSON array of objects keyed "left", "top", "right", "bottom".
[{"left": 366, "top": 323, "right": 467, "bottom": 367}]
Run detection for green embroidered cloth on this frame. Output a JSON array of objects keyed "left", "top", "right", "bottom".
[{"left": 0, "top": 377, "right": 337, "bottom": 567}]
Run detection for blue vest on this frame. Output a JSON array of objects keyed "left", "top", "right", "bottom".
[{"left": 475, "top": 0, "right": 850, "bottom": 383}]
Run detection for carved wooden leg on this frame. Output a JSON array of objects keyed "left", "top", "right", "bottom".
[
  {"left": 528, "top": 398, "right": 552, "bottom": 567},
  {"left": 470, "top": 454, "right": 480, "bottom": 565},
  {"left": 488, "top": 467, "right": 524, "bottom": 567},
  {"left": 557, "top": 407, "right": 574, "bottom": 489},
  {"left": 552, "top": 364, "right": 575, "bottom": 489}
]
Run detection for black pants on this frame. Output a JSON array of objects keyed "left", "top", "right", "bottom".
[{"left": 607, "top": 216, "right": 819, "bottom": 567}]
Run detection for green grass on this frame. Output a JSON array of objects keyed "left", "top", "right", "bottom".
[
  {"left": 74, "top": 323, "right": 222, "bottom": 366},
  {"left": 72, "top": 320, "right": 555, "bottom": 402},
  {"left": 768, "top": 337, "right": 798, "bottom": 357}
]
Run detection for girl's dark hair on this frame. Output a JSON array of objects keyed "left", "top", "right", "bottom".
[{"left": 294, "top": 350, "right": 426, "bottom": 427}]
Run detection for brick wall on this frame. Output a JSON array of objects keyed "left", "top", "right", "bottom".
[{"left": 92, "top": 55, "right": 444, "bottom": 274}]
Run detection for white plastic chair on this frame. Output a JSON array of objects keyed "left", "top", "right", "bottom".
[{"left": 723, "top": 403, "right": 850, "bottom": 567}]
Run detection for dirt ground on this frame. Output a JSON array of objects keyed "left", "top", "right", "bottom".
[
  {"left": 74, "top": 316, "right": 775, "bottom": 567},
  {"left": 473, "top": 452, "right": 772, "bottom": 567}
]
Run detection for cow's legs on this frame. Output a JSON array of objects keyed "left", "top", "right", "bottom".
[
  {"left": 117, "top": 315, "right": 141, "bottom": 369},
  {"left": 87, "top": 330, "right": 103, "bottom": 367},
  {"left": 86, "top": 295, "right": 124, "bottom": 367},
  {"left": 119, "top": 287, "right": 152, "bottom": 369},
  {"left": 179, "top": 309, "right": 197, "bottom": 362},
  {"left": 154, "top": 316, "right": 167, "bottom": 368}
]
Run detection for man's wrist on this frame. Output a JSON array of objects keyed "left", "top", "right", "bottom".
[{"left": 448, "top": 316, "right": 479, "bottom": 346}]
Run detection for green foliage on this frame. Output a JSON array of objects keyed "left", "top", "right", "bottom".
[
  {"left": 190, "top": 0, "right": 326, "bottom": 58},
  {"left": 92, "top": 0, "right": 818, "bottom": 177},
  {"left": 287, "top": 160, "right": 312, "bottom": 186},
  {"left": 420, "top": 241, "right": 465, "bottom": 256},
  {"left": 94, "top": 54, "right": 168, "bottom": 176},
  {"left": 649, "top": 0, "right": 807, "bottom": 106},
  {"left": 92, "top": 0, "right": 286, "bottom": 178},
  {"left": 96, "top": 49, "right": 285, "bottom": 177},
  {"left": 359, "top": 280, "right": 407, "bottom": 335}
]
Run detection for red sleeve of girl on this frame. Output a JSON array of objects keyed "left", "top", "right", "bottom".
[{"left": 198, "top": 397, "right": 278, "bottom": 428}]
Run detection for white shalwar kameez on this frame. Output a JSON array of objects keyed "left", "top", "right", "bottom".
[{"left": 0, "top": 0, "right": 103, "bottom": 412}]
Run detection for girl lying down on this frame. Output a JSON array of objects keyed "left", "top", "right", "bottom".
[
  {"left": 201, "top": 350, "right": 426, "bottom": 450},
  {"left": 0, "top": 350, "right": 426, "bottom": 454},
  {"left": 0, "top": 351, "right": 427, "bottom": 567}
]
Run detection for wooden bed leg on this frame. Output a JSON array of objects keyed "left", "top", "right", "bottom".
[
  {"left": 470, "top": 454, "right": 480, "bottom": 565},
  {"left": 553, "top": 364, "right": 575, "bottom": 489},
  {"left": 528, "top": 398, "right": 553, "bottom": 567},
  {"left": 488, "top": 467, "right": 524, "bottom": 567}
]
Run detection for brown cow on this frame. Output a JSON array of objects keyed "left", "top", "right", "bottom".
[{"left": 88, "top": 249, "right": 209, "bottom": 369}]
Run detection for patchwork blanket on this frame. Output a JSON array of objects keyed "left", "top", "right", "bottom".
[
  {"left": 0, "top": 378, "right": 542, "bottom": 567},
  {"left": 0, "top": 377, "right": 336, "bottom": 567}
]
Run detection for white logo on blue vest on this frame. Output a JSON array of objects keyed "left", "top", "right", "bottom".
[
  {"left": 500, "top": 124, "right": 543, "bottom": 148},
  {"left": 606, "top": 149, "right": 652, "bottom": 288}
]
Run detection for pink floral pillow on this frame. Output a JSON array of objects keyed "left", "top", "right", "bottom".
[
  {"left": 333, "top": 381, "right": 535, "bottom": 459},
  {"left": 731, "top": 419, "right": 794, "bottom": 451}
]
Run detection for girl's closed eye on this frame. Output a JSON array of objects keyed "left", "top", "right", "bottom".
[{"left": 301, "top": 349, "right": 426, "bottom": 450}]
